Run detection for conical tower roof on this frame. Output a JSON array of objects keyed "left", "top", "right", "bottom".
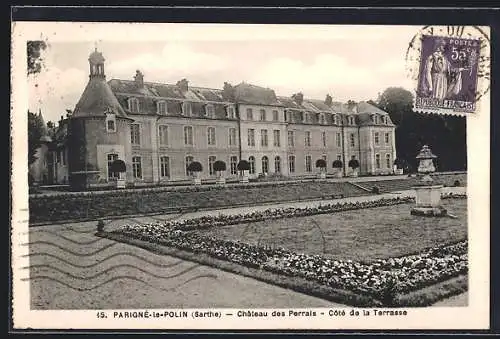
[
  {"left": 37, "top": 110, "right": 52, "bottom": 142},
  {"left": 72, "top": 76, "right": 128, "bottom": 118}
]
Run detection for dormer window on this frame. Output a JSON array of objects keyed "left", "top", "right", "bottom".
[
  {"left": 105, "top": 113, "right": 116, "bottom": 133},
  {"left": 349, "top": 116, "right": 355, "bottom": 125},
  {"left": 300, "top": 112, "right": 305, "bottom": 123},
  {"left": 157, "top": 101, "right": 167, "bottom": 115},
  {"left": 374, "top": 115, "right": 379, "bottom": 124},
  {"left": 384, "top": 116, "right": 388, "bottom": 124},
  {"left": 182, "top": 101, "right": 192, "bottom": 116},
  {"left": 319, "top": 114, "right": 325, "bottom": 125},
  {"left": 205, "top": 104, "right": 215, "bottom": 118},
  {"left": 128, "top": 98, "right": 140, "bottom": 113},
  {"left": 226, "top": 105, "right": 235, "bottom": 119}
]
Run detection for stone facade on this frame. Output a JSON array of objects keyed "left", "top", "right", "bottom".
[{"left": 46, "top": 49, "right": 397, "bottom": 189}]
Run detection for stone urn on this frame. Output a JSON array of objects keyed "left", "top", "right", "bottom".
[{"left": 410, "top": 145, "right": 447, "bottom": 217}]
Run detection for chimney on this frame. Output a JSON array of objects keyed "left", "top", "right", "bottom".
[
  {"left": 176, "top": 78, "right": 189, "bottom": 92},
  {"left": 292, "top": 92, "right": 304, "bottom": 105},
  {"left": 325, "top": 94, "right": 333, "bottom": 107},
  {"left": 222, "top": 82, "right": 235, "bottom": 101},
  {"left": 134, "top": 70, "right": 144, "bottom": 88}
]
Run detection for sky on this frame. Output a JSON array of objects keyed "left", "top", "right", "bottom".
[{"left": 26, "top": 23, "right": 418, "bottom": 123}]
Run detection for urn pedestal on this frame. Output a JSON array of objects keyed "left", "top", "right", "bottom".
[
  {"left": 216, "top": 176, "right": 226, "bottom": 185},
  {"left": 116, "top": 178, "right": 126, "bottom": 189},
  {"left": 241, "top": 172, "right": 249, "bottom": 183},
  {"left": 193, "top": 177, "right": 202, "bottom": 185},
  {"left": 411, "top": 184, "right": 447, "bottom": 217},
  {"left": 318, "top": 171, "right": 327, "bottom": 179}
]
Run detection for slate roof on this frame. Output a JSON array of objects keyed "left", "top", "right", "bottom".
[
  {"left": 233, "top": 82, "right": 282, "bottom": 106},
  {"left": 72, "top": 77, "right": 128, "bottom": 119},
  {"left": 108, "top": 79, "right": 236, "bottom": 120}
]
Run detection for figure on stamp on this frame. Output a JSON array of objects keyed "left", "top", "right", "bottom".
[{"left": 421, "top": 38, "right": 467, "bottom": 100}]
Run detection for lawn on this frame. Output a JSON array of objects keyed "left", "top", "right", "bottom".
[{"left": 195, "top": 198, "right": 467, "bottom": 263}]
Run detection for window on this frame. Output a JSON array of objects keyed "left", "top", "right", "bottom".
[
  {"left": 334, "top": 115, "right": 340, "bottom": 125},
  {"left": 350, "top": 133, "right": 355, "bottom": 147},
  {"left": 385, "top": 132, "right": 390, "bottom": 144},
  {"left": 375, "top": 154, "right": 381, "bottom": 169},
  {"left": 157, "top": 101, "right": 167, "bottom": 115},
  {"left": 300, "top": 112, "right": 305, "bottom": 123},
  {"left": 132, "top": 156, "right": 142, "bottom": 179},
  {"left": 185, "top": 156, "right": 194, "bottom": 176},
  {"left": 274, "top": 156, "right": 281, "bottom": 173},
  {"left": 184, "top": 126, "right": 193, "bottom": 146},
  {"left": 61, "top": 151, "right": 66, "bottom": 166},
  {"left": 261, "top": 129, "right": 268, "bottom": 147},
  {"left": 284, "top": 111, "right": 289, "bottom": 122},
  {"left": 259, "top": 109, "right": 266, "bottom": 121},
  {"left": 249, "top": 156, "right": 256, "bottom": 175},
  {"left": 305, "top": 131, "right": 311, "bottom": 147},
  {"left": 158, "top": 125, "right": 169, "bottom": 146},
  {"left": 336, "top": 132, "right": 341, "bottom": 147},
  {"left": 288, "top": 155, "right": 295, "bottom": 173},
  {"left": 56, "top": 151, "right": 61, "bottom": 164},
  {"left": 288, "top": 130, "right": 295, "bottom": 147},
  {"left": 107, "top": 153, "right": 119, "bottom": 179},
  {"left": 305, "top": 155, "right": 312, "bottom": 172},
  {"left": 246, "top": 108, "right": 253, "bottom": 120},
  {"left": 386, "top": 154, "right": 391, "bottom": 168},
  {"left": 131, "top": 124, "right": 140, "bottom": 145},
  {"left": 262, "top": 156, "right": 269, "bottom": 173},
  {"left": 226, "top": 106, "right": 235, "bottom": 119},
  {"left": 160, "top": 156, "right": 170, "bottom": 178},
  {"left": 349, "top": 116, "right": 355, "bottom": 125},
  {"left": 182, "top": 102, "right": 192, "bottom": 116},
  {"left": 229, "top": 128, "right": 237, "bottom": 146},
  {"left": 208, "top": 156, "right": 216, "bottom": 176},
  {"left": 248, "top": 129, "right": 255, "bottom": 146},
  {"left": 128, "top": 98, "right": 139, "bottom": 113},
  {"left": 320, "top": 114, "right": 325, "bottom": 125},
  {"left": 272, "top": 110, "right": 279, "bottom": 121},
  {"left": 205, "top": 104, "right": 215, "bottom": 117},
  {"left": 374, "top": 115, "right": 379, "bottom": 124},
  {"left": 374, "top": 132, "right": 380, "bottom": 145},
  {"left": 207, "top": 127, "right": 216, "bottom": 146},
  {"left": 337, "top": 155, "right": 342, "bottom": 161},
  {"left": 322, "top": 131, "right": 327, "bottom": 147},
  {"left": 273, "top": 130, "right": 281, "bottom": 147},
  {"left": 107, "top": 119, "right": 115, "bottom": 132},
  {"left": 230, "top": 156, "right": 238, "bottom": 175}
]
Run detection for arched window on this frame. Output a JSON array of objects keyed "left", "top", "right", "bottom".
[
  {"left": 248, "top": 156, "right": 256, "bottom": 175},
  {"left": 274, "top": 156, "right": 281, "bottom": 173},
  {"left": 262, "top": 156, "right": 269, "bottom": 174},
  {"left": 107, "top": 153, "right": 119, "bottom": 180}
]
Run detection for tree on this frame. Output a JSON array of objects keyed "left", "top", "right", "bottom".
[
  {"left": 213, "top": 160, "right": 226, "bottom": 173},
  {"left": 237, "top": 160, "right": 250, "bottom": 171},
  {"left": 28, "top": 111, "right": 45, "bottom": 165},
  {"left": 187, "top": 161, "right": 203, "bottom": 173},
  {"left": 27, "top": 40, "right": 47, "bottom": 75},
  {"left": 110, "top": 159, "right": 126, "bottom": 173},
  {"left": 315, "top": 159, "right": 327, "bottom": 170},
  {"left": 348, "top": 159, "right": 359, "bottom": 169},
  {"left": 332, "top": 160, "right": 343, "bottom": 169},
  {"left": 377, "top": 87, "right": 414, "bottom": 126}
]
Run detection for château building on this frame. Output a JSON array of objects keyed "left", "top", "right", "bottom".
[{"left": 40, "top": 49, "right": 397, "bottom": 189}]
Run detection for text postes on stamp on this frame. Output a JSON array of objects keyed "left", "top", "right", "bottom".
[{"left": 406, "top": 26, "right": 490, "bottom": 116}]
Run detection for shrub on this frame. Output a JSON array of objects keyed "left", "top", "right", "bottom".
[
  {"left": 97, "top": 220, "right": 105, "bottom": 232},
  {"left": 213, "top": 160, "right": 227, "bottom": 172},
  {"left": 371, "top": 186, "right": 381, "bottom": 194},
  {"left": 315, "top": 159, "right": 327, "bottom": 169},
  {"left": 187, "top": 161, "right": 203, "bottom": 173},
  {"left": 332, "top": 160, "right": 343, "bottom": 169},
  {"left": 237, "top": 160, "right": 250, "bottom": 171},
  {"left": 454, "top": 180, "right": 461, "bottom": 187},
  {"left": 348, "top": 159, "right": 360, "bottom": 169},
  {"left": 393, "top": 158, "right": 404, "bottom": 169},
  {"left": 110, "top": 159, "right": 126, "bottom": 173}
]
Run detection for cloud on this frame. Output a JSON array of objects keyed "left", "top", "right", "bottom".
[
  {"left": 106, "top": 43, "right": 226, "bottom": 82},
  {"left": 28, "top": 46, "right": 87, "bottom": 122}
]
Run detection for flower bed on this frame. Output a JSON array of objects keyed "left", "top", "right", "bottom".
[{"left": 108, "top": 193, "right": 468, "bottom": 306}]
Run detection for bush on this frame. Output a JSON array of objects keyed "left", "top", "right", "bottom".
[
  {"left": 97, "top": 220, "right": 105, "bottom": 232},
  {"left": 348, "top": 159, "right": 360, "bottom": 169},
  {"left": 237, "top": 160, "right": 250, "bottom": 171},
  {"left": 371, "top": 186, "right": 380, "bottom": 194},
  {"left": 315, "top": 159, "right": 327, "bottom": 169},
  {"left": 453, "top": 180, "right": 461, "bottom": 187},
  {"left": 187, "top": 161, "right": 203, "bottom": 173},
  {"left": 110, "top": 159, "right": 126, "bottom": 173},
  {"left": 213, "top": 160, "right": 227, "bottom": 172},
  {"left": 332, "top": 160, "right": 343, "bottom": 169}
]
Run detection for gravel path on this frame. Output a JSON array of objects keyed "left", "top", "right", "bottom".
[{"left": 27, "top": 187, "right": 467, "bottom": 309}]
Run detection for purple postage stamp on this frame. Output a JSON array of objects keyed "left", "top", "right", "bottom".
[{"left": 415, "top": 35, "right": 480, "bottom": 114}]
